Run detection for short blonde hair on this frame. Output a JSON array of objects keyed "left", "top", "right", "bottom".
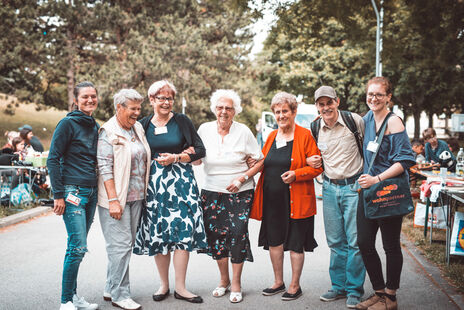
[
  {"left": 270, "top": 92, "right": 298, "bottom": 113},
  {"left": 210, "top": 89, "right": 242, "bottom": 114}
]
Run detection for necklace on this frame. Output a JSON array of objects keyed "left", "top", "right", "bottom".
[
  {"left": 123, "top": 127, "right": 136, "bottom": 142},
  {"left": 152, "top": 113, "right": 171, "bottom": 127}
]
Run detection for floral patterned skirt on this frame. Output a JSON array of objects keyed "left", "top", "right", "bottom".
[
  {"left": 199, "top": 189, "right": 254, "bottom": 263},
  {"left": 133, "top": 161, "right": 207, "bottom": 256}
]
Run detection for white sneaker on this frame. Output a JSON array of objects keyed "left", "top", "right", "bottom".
[
  {"left": 60, "top": 301, "right": 77, "bottom": 310},
  {"left": 111, "top": 298, "right": 141, "bottom": 310},
  {"left": 72, "top": 295, "right": 99, "bottom": 310}
]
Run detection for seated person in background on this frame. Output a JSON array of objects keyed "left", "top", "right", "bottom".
[
  {"left": 19, "top": 125, "right": 44, "bottom": 153},
  {"left": 447, "top": 138, "right": 460, "bottom": 155},
  {"left": 2, "top": 131, "right": 19, "bottom": 151},
  {"left": 411, "top": 139, "right": 425, "bottom": 163},
  {"left": 12, "top": 137, "right": 26, "bottom": 160},
  {"left": 10, "top": 137, "right": 44, "bottom": 195},
  {"left": 423, "top": 128, "right": 456, "bottom": 171}
]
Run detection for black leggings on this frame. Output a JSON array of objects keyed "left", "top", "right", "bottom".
[{"left": 357, "top": 191, "right": 404, "bottom": 291}]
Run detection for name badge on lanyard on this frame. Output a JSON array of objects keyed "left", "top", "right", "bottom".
[
  {"left": 65, "top": 193, "right": 81, "bottom": 206},
  {"left": 154, "top": 126, "right": 168, "bottom": 135},
  {"left": 367, "top": 137, "right": 379, "bottom": 153}
]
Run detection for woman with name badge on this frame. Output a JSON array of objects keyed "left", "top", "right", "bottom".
[
  {"left": 355, "top": 77, "right": 415, "bottom": 310},
  {"left": 250, "top": 92, "right": 323, "bottom": 301},
  {"left": 47, "top": 81, "right": 99, "bottom": 310},
  {"left": 134, "top": 80, "right": 208, "bottom": 304}
]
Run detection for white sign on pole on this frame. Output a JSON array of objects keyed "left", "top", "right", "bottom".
[
  {"left": 182, "top": 97, "right": 187, "bottom": 114},
  {"left": 451, "top": 114, "right": 464, "bottom": 132}
]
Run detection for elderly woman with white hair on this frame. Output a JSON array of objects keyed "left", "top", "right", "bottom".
[
  {"left": 251, "top": 92, "right": 323, "bottom": 301},
  {"left": 196, "top": 89, "right": 264, "bottom": 303},
  {"left": 133, "top": 80, "right": 207, "bottom": 304},
  {"left": 97, "top": 88, "right": 150, "bottom": 310}
]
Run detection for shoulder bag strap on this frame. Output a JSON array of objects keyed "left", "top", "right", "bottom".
[{"left": 366, "top": 112, "right": 393, "bottom": 175}]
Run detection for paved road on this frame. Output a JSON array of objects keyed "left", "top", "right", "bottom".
[{"left": 0, "top": 167, "right": 461, "bottom": 309}]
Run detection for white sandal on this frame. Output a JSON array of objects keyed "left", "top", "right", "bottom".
[
  {"left": 212, "top": 284, "right": 230, "bottom": 297},
  {"left": 230, "top": 291, "right": 243, "bottom": 303}
]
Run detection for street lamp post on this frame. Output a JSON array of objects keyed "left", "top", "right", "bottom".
[{"left": 371, "top": 0, "right": 384, "bottom": 77}]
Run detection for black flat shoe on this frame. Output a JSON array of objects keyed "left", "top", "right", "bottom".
[
  {"left": 152, "top": 289, "right": 170, "bottom": 301},
  {"left": 281, "top": 287, "right": 302, "bottom": 301},
  {"left": 262, "top": 283, "right": 286, "bottom": 296},
  {"left": 174, "top": 291, "right": 203, "bottom": 303}
]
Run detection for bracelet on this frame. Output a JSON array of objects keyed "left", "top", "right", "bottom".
[
  {"left": 377, "top": 175, "right": 382, "bottom": 182},
  {"left": 108, "top": 198, "right": 118, "bottom": 202}
]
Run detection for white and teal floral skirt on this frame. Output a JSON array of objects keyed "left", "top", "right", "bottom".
[{"left": 133, "top": 160, "right": 207, "bottom": 256}]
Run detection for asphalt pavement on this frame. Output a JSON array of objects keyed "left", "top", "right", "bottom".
[{"left": 0, "top": 167, "right": 463, "bottom": 310}]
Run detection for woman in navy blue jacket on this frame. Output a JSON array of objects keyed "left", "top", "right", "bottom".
[{"left": 47, "top": 81, "right": 100, "bottom": 310}]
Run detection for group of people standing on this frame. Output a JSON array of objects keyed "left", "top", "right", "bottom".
[{"left": 48, "top": 76, "right": 415, "bottom": 310}]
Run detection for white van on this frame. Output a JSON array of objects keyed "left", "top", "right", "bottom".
[{"left": 261, "top": 103, "right": 318, "bottom": 142}]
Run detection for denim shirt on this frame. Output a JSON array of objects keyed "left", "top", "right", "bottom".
[{"left": 362, "top": 111, "right": 416, "bottom": 176}]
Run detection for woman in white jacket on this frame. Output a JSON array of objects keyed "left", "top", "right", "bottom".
[{"left": 97, "top": 89, "right": 151, "bottom": 310}]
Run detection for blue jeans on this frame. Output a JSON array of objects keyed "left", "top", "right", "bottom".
[
  {"left": 322, "top": 179, "right": 365, "bottom": 297},
  {"left": 61, "top": 185, "right": 97, "bottom": 303}
]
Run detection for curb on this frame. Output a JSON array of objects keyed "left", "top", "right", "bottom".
[
  {"left": 401, "top": 233, "right": 464, "bottom": 309},
  {"left": 0, "top": 206, "right": 52, "bottom": 228}
]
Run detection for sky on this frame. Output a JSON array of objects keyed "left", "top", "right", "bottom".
[{"left": 249, "top": 1, "right": 278, "bottom": 58}]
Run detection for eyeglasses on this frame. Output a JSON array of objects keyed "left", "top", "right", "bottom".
[
  {"left": 367, "top": 93, "right": 387, "bottom": 100},
  {"left": 216, "top": 106, "right": 234, "bottom": 112},
  {"left": 316, "top": 99, "right": 335, "bottom": 108},
  {"left": 155, "top": 96, "right": 174, "bottom": 103}
]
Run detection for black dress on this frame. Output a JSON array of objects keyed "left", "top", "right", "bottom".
[{"left": 258, "top": 140, "right": 317, "bottom": 253}]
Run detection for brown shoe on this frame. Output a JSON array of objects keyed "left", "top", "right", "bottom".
[
  {"left": 367, "top": 296, "right": 387, "bottom": 310},
  {"left": 355, "top": 293, "right": 384, "bottom": 309},
  {"left": 384, "top": 295, "right": 398, "bottom": 310}
]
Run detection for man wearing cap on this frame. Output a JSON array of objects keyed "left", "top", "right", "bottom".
[
  {"left": 19, "top": 124, "right": 44, "bottom": 152},
  {"left": 307, "top": 86, "right": 365, "bottom": 308}
]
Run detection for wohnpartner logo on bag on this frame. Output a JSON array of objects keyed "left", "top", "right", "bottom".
[{"left": 376, "top": 184, "right": 398, "bottom": 197}]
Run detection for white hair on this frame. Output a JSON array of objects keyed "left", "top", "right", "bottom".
[
  {"left": 147, "top": 80, "right": 177, "bottom": 98},
  {"left": 113, "top": 89, "right": 144, "bottom": 110},
  {"left": 210, "top": 89, "right": 242, "bottom": 114}
]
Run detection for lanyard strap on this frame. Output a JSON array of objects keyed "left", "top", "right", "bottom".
[{"left": 367, "top": 112, "right": 393, "bottom": 175}]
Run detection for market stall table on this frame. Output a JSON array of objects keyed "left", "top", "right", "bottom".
[{"left": 410, "top": 165, "right": 464, "bottom": 264}]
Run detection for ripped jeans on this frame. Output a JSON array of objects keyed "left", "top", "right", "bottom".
[{"left": 61, "top": 185, "right": 97, "bottom": 303}]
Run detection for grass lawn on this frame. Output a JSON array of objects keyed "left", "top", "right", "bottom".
[{"left": 0, "top": 93, "right": 68, "bottom": 149}]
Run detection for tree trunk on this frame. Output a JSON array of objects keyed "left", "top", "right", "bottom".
[
  {"left": 66, "top": 28, "right": 74, "bottom": 112},
  {"left": 428, "top": 113, "right": 434, "bottom": 128},
  {"left": 413, "top": 110, "right": 421, "bottom": 139}
]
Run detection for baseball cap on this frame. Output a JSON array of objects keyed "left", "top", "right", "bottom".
[
  {"left": 18, "top": 124, "right": 33, "bottom": 131},
  {"left": 314, "top": 86, "right": 337, "bottom": 102}
]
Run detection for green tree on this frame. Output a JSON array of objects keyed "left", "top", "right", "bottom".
[
  {"left": 258, "top": 0, "right": 464, "bottom": 138},
  {"left": 1, "top": 0, "right": 259, "bottom": 129},
  {"left": 0, "top": 0, "right": 44, "bottom": 103}
]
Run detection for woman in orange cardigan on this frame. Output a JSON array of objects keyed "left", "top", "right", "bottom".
[{"left": 251, "top": 92, "right": 323, "bottom": 301}]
